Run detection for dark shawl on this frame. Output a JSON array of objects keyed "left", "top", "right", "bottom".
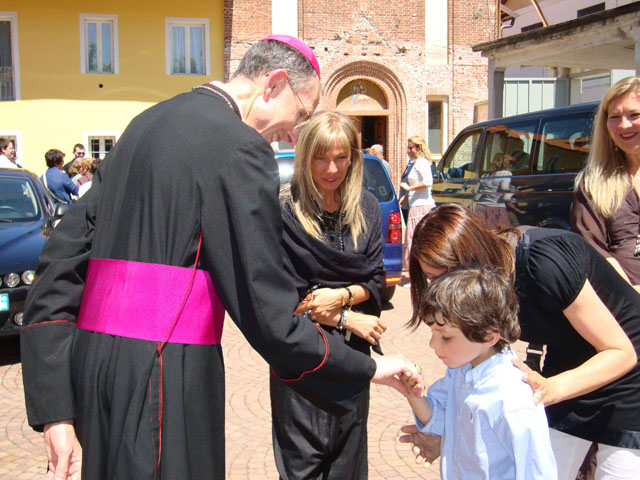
[{"left": 280, "top": 187, "right": 385, "bottom": 356}]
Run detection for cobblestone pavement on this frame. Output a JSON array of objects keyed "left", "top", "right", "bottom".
[{"left": 0, "top": 286, "right": 528, "bottom": 479}]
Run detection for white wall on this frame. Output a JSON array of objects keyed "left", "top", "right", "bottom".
[
  {"left": 271, "top": 0, "right": 298, "bottom": 37},
  {"left": 425, "top": 0, "right": 447, "bottom": 65}
]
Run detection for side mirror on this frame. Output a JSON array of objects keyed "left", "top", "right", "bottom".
[
  {"left": 52, "top": 203, "right": 71, "bottom": 228},
  {"left": 55, "top": 203, "right": 71, "bottom": 218}
]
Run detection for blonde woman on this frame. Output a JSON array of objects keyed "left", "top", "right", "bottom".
[
  {"left": 572, "top": 76, "right": 640, "bottom": 291},
  {"left": 68, "top": 157, "right": 94, "bottom": 186},
  {"left": 399, "top": 136, "right": 435, "bottom": 282},
  {"left": 273, "top": 111, "right": 386, "bottom": 479}
]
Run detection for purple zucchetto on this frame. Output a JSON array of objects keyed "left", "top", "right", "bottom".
[{"left": 260, "top": 34, "right": 321, "bottom": 79}]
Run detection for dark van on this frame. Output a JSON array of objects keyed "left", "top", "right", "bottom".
[{"left": 433, "top": 102, "right": 600, "bottom": 229}]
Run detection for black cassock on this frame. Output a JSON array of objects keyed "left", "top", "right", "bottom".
[{"left": 20, "top": 86, "right": 376, "bottom": 479}]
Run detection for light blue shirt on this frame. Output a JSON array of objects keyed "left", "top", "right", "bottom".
[{"left": 416, "top": 349, "right": 557, "bottom": 480}]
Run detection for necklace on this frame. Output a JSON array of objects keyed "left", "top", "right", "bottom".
[
  {"left": 319, "top": 210, "right": 346, "bottom": 251},
  {"left": 192, "top": 84, "right": 236, "bottom": 113}
]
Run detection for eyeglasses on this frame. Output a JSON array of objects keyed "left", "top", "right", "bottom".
[
  {"left": 287, "top": 78, "right": 311, "bottom": 126},
  {"left": 75, "top": 151, "right": 85, "bottom": 156}
]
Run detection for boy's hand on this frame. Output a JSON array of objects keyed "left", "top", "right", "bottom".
[
  {"left": 372, "top": 355, "right": 420, "bottom": 396},
  {"left": 400, "top": 370, "right": 426, "bottom": 398}
]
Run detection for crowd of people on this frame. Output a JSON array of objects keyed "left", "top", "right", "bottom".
[
  {"left": 17, "top": 33, "right": 640, "bottom": 480},
  {"left": 40, "top": 144, "right": 100, "bottom": 203},
  {"left": 0, "top": 138, "right": 99, "bottom": 203}
]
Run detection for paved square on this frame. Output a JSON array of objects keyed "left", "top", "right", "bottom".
[{"left": 0, "top": 286, "right": 529, "bottom": 479}]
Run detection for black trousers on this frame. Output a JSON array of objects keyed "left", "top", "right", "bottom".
[{"left": 270, "top": 374, "right": 369, "bottom": 480}]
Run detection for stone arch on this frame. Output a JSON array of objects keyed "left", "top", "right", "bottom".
[{"left": 322, "top": 60, "right": 407, "bottom": 185}]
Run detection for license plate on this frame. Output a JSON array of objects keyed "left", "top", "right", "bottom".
[{"left": 0, "top": 294, "right": 8, "bottom": 311}]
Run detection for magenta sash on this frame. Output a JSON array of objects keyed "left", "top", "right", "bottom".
[{"left": 77, "top": 258, "right": 224, "bottom": 345}]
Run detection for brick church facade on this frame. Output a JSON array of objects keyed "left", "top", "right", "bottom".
[{"left": 224, "top": 0, "right": 499, "bottom": 184}]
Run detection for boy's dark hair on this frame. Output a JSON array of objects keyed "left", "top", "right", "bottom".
[{"left": 419, "top": 266, "right": 520, "bottom": 352}]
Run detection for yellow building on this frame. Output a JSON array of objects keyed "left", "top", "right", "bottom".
[{"left": 0, "top": 1, "right": 224, "bottom": 173}]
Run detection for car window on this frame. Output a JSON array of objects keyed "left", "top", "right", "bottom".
[
  {"left": 363, "top": 157, "right": 393, "bottom": 202},
  {"left": 440, "top": 130, "right": 481, "bottom": 179},
  {"left": 0, "top": 177, "right": 41, "bottom": 221},
  {"left": 535, "top": 112, "right": 595, "bottom": 174},
  {"left": 277, "top": 155, "right": 295, "bottom": 184},
  {"left": 481, "top": 121, "right": 538, "bottom": 176}
]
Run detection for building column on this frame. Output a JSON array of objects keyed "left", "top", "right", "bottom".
[
  {"left": 554, "top": 67, "right": 570, "bottom": 107},
  {"left": 488, "top": 58, "right": 505, "bottom": 120},
  {"left": 632, "top": 25, "right": 640, "bottom": 76}
]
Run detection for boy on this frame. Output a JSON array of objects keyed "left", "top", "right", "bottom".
[{"left": 402, "top": 267, "right": 557, "bottom": 479}]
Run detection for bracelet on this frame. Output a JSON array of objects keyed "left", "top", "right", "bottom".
[
  {"left": 344, "top": 286, "right": 354, "bottom": 308},
  {"left": 337, "top": 307, "right": 348, "bottom": 331}
]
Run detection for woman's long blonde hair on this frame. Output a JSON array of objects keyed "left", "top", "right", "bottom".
[
  {"left": 286, "top": 111, "right": 367, "bottom": 249},
  {"left": 576, "top": 76, "right": 640, "bottom": 218}
]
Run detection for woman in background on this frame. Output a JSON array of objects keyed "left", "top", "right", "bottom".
[
  {"left": 69, "top": 157, "right": 94, "bottom": 186},
  {"left": 571, "top": 76, "right": 640, "bottom": 291},
  {"left": 399, "top": 136, "right": 434, "bottom": 285}
]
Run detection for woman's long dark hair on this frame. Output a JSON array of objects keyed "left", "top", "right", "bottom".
[{"left": 407, "top": 204, "right": 518, "bottom": 328}]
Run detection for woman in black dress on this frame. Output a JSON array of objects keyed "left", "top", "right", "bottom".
[
  {"left": 272, "top": 111, "right": 386, "bottom": 479},
  {"left": 404, "top": 204, "right": 640, "bottom": 479}
]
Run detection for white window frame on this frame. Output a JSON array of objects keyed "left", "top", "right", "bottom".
[
  {"left": 0, "top": 12, "right": 20, "bottom": 101},
  {"left": 84, "top": 131, "right": 120, "bottom": 159},
  {"left": 426, "top": 96, "right": 448, "bottom": 160},
  {"left": 165, "top": 17, "right": 210, "bottom": 76},
  {"left": 79, "top": 13, "right": 119, "bottom": 74},
  {"left": 0, "top": 130, "right": 22, "bottom": 166}
]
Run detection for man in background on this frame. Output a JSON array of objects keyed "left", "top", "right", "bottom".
[
  {"left": 0, "top": 138, "right": 17, "bottom": 168},
  {"left": 63, "top": 143, "right": 85, "bottom": 175}
]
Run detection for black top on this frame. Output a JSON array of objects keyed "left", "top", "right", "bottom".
[
  {"left": 280, "top": 190, "right": 385, "bottom": 356},
  {"left": 516, "top": 228, "right": 640, "bottom": 448}
]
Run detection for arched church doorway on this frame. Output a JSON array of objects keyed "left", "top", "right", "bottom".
[{"left": 336, "top": 79, "right": 388, "bottom": 159}]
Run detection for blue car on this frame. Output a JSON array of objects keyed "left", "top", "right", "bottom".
[
  {"left": 0, "top": 168, "right": 65, "bottom": 335},
  {"left": 275, "top": 151, "right": 402, "bottom": 303}
]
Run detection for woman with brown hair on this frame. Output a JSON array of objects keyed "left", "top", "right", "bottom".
[{"left": 403, "top": 204, "right": 640, "bottom": 479}]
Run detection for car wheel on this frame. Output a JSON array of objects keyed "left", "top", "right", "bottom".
[{"left": 381, "top": 286, "right": 395, "bottom": 304}]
